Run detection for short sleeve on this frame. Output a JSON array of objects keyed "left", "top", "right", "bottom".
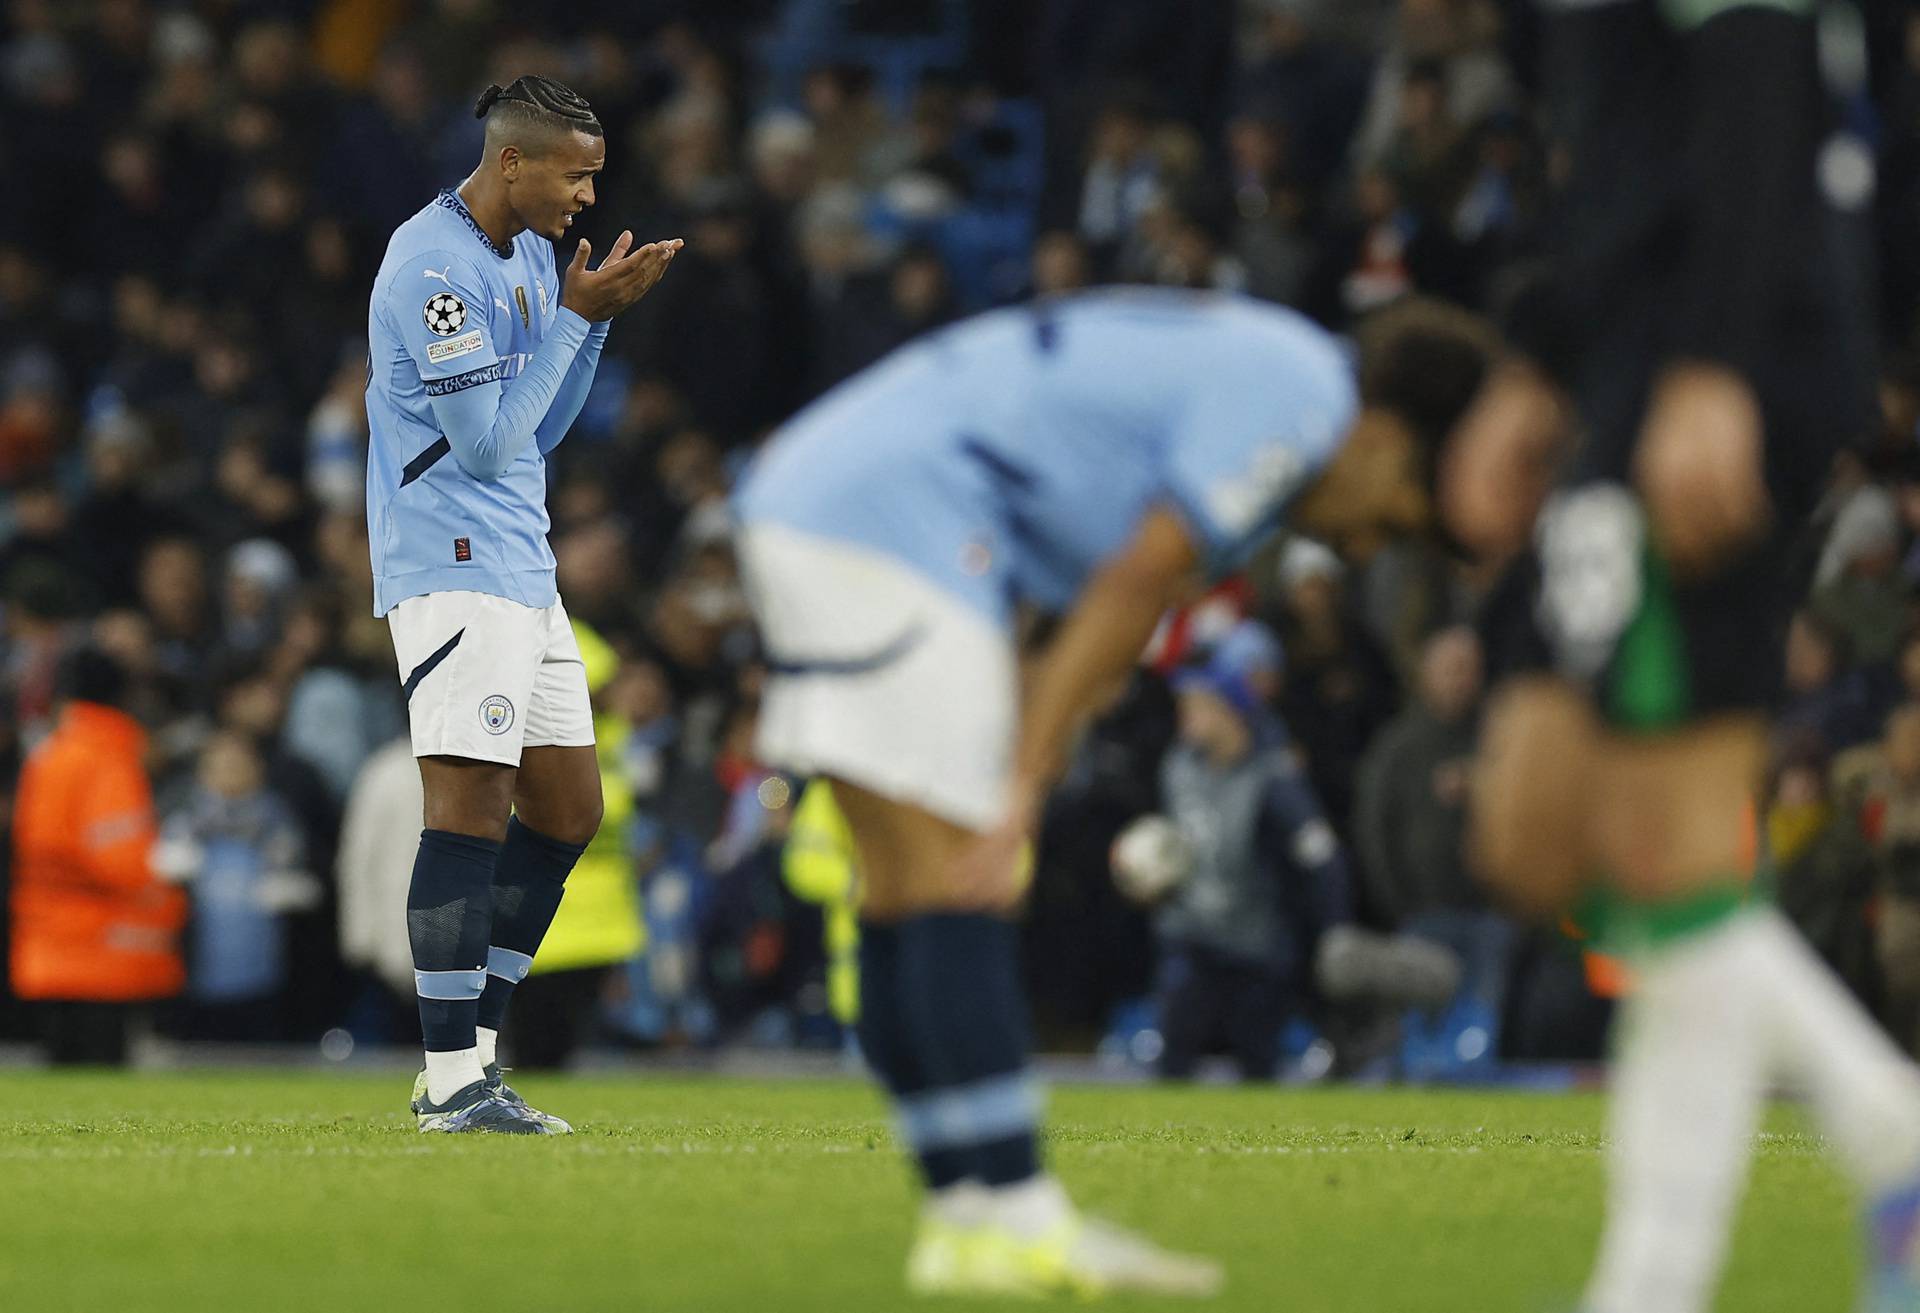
[
  {"left": 1160, "top": 374, "right": 1357, "bottom": 572},
  {"left": 386, "top": 249, "right": 503, "bottom": 397}
]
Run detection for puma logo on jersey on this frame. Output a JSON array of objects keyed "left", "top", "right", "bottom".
[{"left": 421, "top": 265, "right": 454, "bottom": 286}]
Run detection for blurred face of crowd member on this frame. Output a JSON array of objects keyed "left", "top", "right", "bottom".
[
  {"left": 1030, "top": 231, "right": 1088, "bottom": 296},
  {"left": 1227, "top": 116, "right": 1286, "bottom": 190},
  {"left": 657, "top": 429, "right": 725, "bottom": 508},
  {"left": 1889, "top": 705, "right": 1920, "bottom": 787},
  {"left": 651, "top": 104, "right": 725, "bottom": 206},
  {"left": 216, "top": 437, "right": 301, "bottom": 526},
  {"left": 553, "top": 472, "right": 614, "bottom": 529},
  {"left": 1882, "top": 370, "right": 1920, "bottom": 449},
  {"left": 1785, "top": 613, "right": 1840, "bottom": 695},
  {"left": 798, "top": 186, "right": 873, "bottom": 279},
  {"left": 749, "top": 111, "right": 816, "bottom": 203},
  {"left": 1900, "top": 633, "right": 1920, "bottom": 702},
  {"left": 112, "top": 274, "right": 164, "bottom": 341},
  {"left": 555, "top": 519, "right": 631, "bottom": 611},
  {"left": 1177, "top": 684, "right": 1253, "bottom": 766},
  {"left": 1419, "top": 626, "right": 1483, "bottom": 724},
  {"left": 607, "top": 660, "right": 673, "bottom": 727},
  {"left": 1769, "top": 760, "right": 1832, "bottom": 864},
  {"left": 1090, "top": 105, "right": 1149, "bottom": 166},
  {"left": 372, "top": 47, "right": 431, "bottom": 125},
  {"left": 246, "top": 170, "right": 302, "bottom": 231},
  {"left": 12, "top": 482, "right": 64, "bottom": 539},
  {"left": 1774, "top": 761, "right": 1825, "bottom": 811},
  {"left": 1399, "top": 66, "right": 1450, "bottom": 136},
  {"left": 890, "top": 250, "right": 949, "bottom": 324},
  {"left": 1283, "top": 567, "right": 1340, "bottom": 631},
  {"left": 86, "top": 415, "right": 150, "bottom": 489},
  {"left": 199, "top": 730, "right": 265, "bottom": 800},
  {"left": 312, "top": 512, "right": 370, "bottom": 581},
  {"left": 92, "top": 609, "right": 155, "bottom": 680},
  {"left": 1402, "top": 0, "right": 1468, "bottom": 59},
  {"left": 691, "top": 206, "right": 751, "bottom": 263},
  {"left": 0, "top": 245, "right": 50, "bottom": 312},
  {"left": 219, "top": 675, "right": 286, "bottom": 739},
  {"left": 234, "top": 22, "right": 302, "bottom": 97},
  {"left": 138, "top": 538, "right": 207, "bottom": 636},
  {"left": 305, "top": 219, "right": 352, "bottom": 284},
  {"left": 277, "top": 590, "right": 341, "bottom": 668},
  {"left": 194, "top": 336, "right": 255, "bottom": 399},
  {"left": 1160, "top": 218, "right": 1222, "bottom": 289},
  {"left": 802, "top": 65, "right": 861, "bottom": 122},
  {"left": 1355, "top": 169, "right": 1401, "bottom": 224},
  {"left": 102, "top": 135, "right": 162, "bottom": 206}
]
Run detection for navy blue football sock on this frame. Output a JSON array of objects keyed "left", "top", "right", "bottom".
[
  {"left": 407, "top": 828, "right": 501, "bottom": 1052},
  {"left": 475, "top": 817, "right": 586, "bottom": 1034},
  {"left": 858, "top": 921, "right": 971, "bottom": 1189},
  {"left": 898, "top": 913, "right": 1043, "bottom": 1188}
]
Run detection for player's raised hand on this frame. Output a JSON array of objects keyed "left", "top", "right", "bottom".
[
  {"left": 560, "top": 233, "right": 683, "bottom": 322},
  {"left": 1634, "top": 362, "right": 1770, "bottom": 578}
]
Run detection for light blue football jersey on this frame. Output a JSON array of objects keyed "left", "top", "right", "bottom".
[
  {"left": 733, "top": 289, "right": 1357, "bottom": 625},
  {"left": 365, "top": 188, "right": 608, "bottom": 617}
]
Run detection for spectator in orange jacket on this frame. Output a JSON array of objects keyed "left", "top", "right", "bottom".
[{"left": 10, "top": 646, "right": 185, "bottom": 1064}]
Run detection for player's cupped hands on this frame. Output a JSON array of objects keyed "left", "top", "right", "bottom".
[{"left": 560, "top": 230, "right": 684, "bottom": 322}]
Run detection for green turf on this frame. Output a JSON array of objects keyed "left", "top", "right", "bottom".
[{"left": 0, "top": 1071, "right": 1862, "bottom": 1313}]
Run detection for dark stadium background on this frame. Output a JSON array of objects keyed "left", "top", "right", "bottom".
[{"left": 5, "top": 0, "right": 1920, "bottom": 1074}]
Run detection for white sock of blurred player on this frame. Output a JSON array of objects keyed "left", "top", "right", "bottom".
[{"left": 1585, "top": 907, "right": 1920, "bottom": 1313}]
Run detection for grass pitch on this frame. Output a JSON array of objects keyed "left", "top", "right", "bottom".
[{"left": 0, "top": 1071, "right": 1861, "bottom": 1312}]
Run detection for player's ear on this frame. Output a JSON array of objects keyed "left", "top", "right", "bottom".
[{"left": 498, "top": 144, "right": 522, "bottom": 182}]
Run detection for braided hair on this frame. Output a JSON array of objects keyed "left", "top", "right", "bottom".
[{"left": 474, "top": 75, "right": 602, "bottom": 153}]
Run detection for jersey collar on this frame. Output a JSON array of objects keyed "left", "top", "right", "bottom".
[{"left": 436, "top": 187, "right": 513, "bottom": 260}]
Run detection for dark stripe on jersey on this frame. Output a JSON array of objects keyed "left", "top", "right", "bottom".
[
  {"left": 399, "top": 437, "right": 452, "bottom": 488},
  {"left": 400, "top": 628, "right": 466, "bottom": 702},
  {"left": 766, "top": 624, "right": 927, "bottom": 678},
  {"left": 959, "top": 435, "right": 1037, "bottom": 491},
  {"left": 423, "top": 361, "right": 507, "bottom": 397}
]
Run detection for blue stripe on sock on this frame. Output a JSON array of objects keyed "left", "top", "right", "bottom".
[
  {"left": 895, "top": 1072, "right": 1044, "bottom": 1154},
  {"left": 486, "top": 946, "right": 534, "bottom": 983},
  {"left": 414, "top": 968, "right": 486, "bottom": 1000}
]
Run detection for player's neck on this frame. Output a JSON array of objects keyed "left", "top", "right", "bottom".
[{"left": 456, "top": 171, "right": 523, "bottom": 250}]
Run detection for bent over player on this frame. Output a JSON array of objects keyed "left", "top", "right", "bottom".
[
  {"left": 735, "top": 289, "right": 1492, "bottom": 1296},
  {"left": 365, "top": 76, "right": 679, "bottom": 1133}
]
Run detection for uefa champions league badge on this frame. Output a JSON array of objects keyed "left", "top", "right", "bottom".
[
  {"left": 479, "top": 695, "right": 515, "bottom": 735},
  {"left": 424, "top": 292, "right": 468, "bottom": 336}
]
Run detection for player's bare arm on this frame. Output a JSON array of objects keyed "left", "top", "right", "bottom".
[
  {"left": 947, "top": 507, "right": 1200, "bottom": 909},
  {"left": 1440, "top": 357, "right": 1573, "bottom": 567}
]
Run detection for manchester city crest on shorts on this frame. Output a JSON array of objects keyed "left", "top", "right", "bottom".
[
  {"left": 423, "top": 292, "right": 468, "bottom": 337},
  {"left": 479, "top": 695, "right": 514, "bottom": 735}
]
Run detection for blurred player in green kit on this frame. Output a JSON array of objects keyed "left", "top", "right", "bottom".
[{"left": 1445, "top": 3, "right": 1920, "bottom": 1310}]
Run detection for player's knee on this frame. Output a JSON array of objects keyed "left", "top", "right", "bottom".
[
  {"left": 1468, "top": 678, "right": 1599, "bottom": 918},
  {"left": 541, "top": 778, "right": 603, "bottom": 847},
  {"left": 420, "top": 757, "right": 516, "bottom": 842}
]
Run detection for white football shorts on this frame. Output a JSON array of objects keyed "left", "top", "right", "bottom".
[
  {"left": 737, "top": 522, "right": 1016, "bottom": 833},
  {"left": 387, "top": 590, "right": 593, "bottom": 766}
]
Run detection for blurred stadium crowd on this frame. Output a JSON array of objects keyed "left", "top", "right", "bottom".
[{"left": 8, "top": 0, "right": 1920, "bottom": 1076}]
